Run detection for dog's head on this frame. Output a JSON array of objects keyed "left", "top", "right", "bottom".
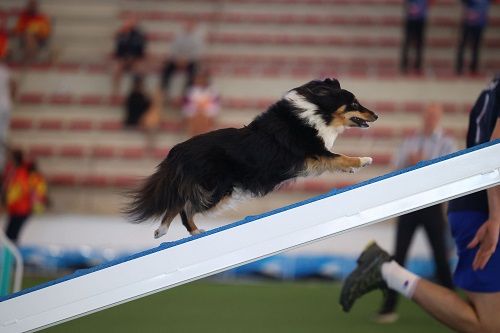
[{"left": 289, "top": 78, "right": 378, "bottom": 130}]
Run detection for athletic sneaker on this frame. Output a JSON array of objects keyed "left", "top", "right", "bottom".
[
  {"left": 339, "top": 242, "right": 392, "bottom": 312},
  {"left": 373, "top": 303, "right": 399, "bottom": 324}
]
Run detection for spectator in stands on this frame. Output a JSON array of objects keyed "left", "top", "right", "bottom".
[
  {"left": 341, "top": 76, "right": 500, "bottom": 333},
  {"left": 182, "top": 69, "right": 220, "bottom": 137},
  {"left": 374, "top": 104, "right": 456, "bottom": 323},
  {"left": 0, "top": 54, "right": 16, "bottom": 173},
  {"left": 13, "top": 0, "right": 51, "bottom": 63},
  {"left": 2, "top": 149, "right": 32, "bottom": 243},
  {"left": 160, "top": 19, "right": 205, "bottom": 98},
  {"left": 124, "top": 75, "right": 150, "bottom": 128},
  {"left": 400, "top": 0, "right": 432, "bottom": 74},
  {"left": 112, "top": 16, "right": 147, "bottom": 96},
  {"left": 456, "top": 0, "right": 494, "bottom": 75}
]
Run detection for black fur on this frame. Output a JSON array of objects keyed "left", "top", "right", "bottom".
[{"left": 125, "top": 78, "right": 377, "bottom": 236}]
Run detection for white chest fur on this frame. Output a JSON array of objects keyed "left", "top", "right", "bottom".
[{"left": 285, "top": 90, "right": 344, "bottom": 152}]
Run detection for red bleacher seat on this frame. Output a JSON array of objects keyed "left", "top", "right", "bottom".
[
  {"left": 91, "top": 146, "right": 116, "bottom": 158},
  {"left": 81, "top": 175, "right": 109, "bottom": 187},
  {"left": 28, "top": 145, "right": 55, "bottom": 157},
  {"left": 69, "top": 120, "right": 93, "bottom": 131},
  {"left": 99, "top": 120, "right": 122, "bottom": 131},
  {"left": 48, "top": 174, "right": 78, "bottom": 186},
  {"left": 79, "top": 94, "right": 105, "bottom": 106},
  {"left": 49, "top": 93, "right": 74, "bottom": 105},
  {"left": 10, "top": 118, "right": 33, "bottom": 130},
  {"left": 120, "top": 148, "right": 146, "bottom": 160},
  {"left": 59, "top": 146, "right": 86, "bottom": 157},
  {"left": 39, "top": 119, "right": 64, "bottom": 130},
  {"left": 19, "top": 93, "right": 44, "bottom": 104}
]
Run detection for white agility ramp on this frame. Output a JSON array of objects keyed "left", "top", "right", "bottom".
[{"left": 1, "top": 140, "right": 500, "bottom": 333}]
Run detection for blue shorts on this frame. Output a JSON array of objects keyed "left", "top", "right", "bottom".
[{"left": 448, "top": 211, "right": 500, "bottom": 292}]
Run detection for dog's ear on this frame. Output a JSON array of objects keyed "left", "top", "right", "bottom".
[{"left": 323, "top": 78, "right": 341, "bottom": 90}]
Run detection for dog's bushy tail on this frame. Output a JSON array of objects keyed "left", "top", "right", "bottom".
[{"left": 124, "top": 162, "right": 181, "bottom": 223}]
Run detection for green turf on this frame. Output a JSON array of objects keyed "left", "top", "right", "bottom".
[{"left": 21, "top": 277, "right": 450, "bottom": 333}]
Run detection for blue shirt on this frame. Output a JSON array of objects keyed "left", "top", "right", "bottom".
[
  {"left": 463, "top": 0, "right": 491, "bottom": 27},
  {"left": 405, "top": 0, "right": 429, "bottom": 20}
]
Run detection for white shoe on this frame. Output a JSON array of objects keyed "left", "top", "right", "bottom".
[{"left": 373, "top": 312, "right": 399, "bottom": 324}]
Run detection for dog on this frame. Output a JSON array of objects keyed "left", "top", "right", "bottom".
[{"left": 125, "top": 78, "right": 378, "bottom": 238}]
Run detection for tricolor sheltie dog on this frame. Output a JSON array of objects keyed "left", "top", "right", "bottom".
[{"left": 125, "top": 78, "right": 378, "bottom": 238}]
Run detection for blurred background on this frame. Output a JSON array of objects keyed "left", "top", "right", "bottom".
[{"left": 0, "top": 0, "right": 498, "bottom": 331}]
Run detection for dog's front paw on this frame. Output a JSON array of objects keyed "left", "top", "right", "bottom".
[{"left": 359, "top": 157, "right": 373, "bottom": 167}]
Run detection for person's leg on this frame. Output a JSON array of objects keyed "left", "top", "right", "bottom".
[
  {"left": 456, "top": 24, "right": 469, "bottom": 75},
  {"left": 341, "top": 243, "right": 500, "bottom": 332},
  {"left": 160, "top": 59, "right": 177, "bottom": 92},
  {"left": 421, "top": 205, "right": 454, "bottom": 289},
  {"left": 184, "top": 61, "right": 198, "bottom": 94},
  {"left": 5, "top": 215, "right": 29, "bottom": 243},
  {"left": 379, "top": 213, "right": 419, "bottom": 316},
  {"left": 412, "top": 280, "right": 500, "bottom": 333},
  {"left": 469, "top": 26, "right": 483, "bottom": 74},
  {"left": 414, "top": 19, "right": 425, "bottom": 72},
  {"left": 400, "top": 19, "right": 412, "bottom": 73}
]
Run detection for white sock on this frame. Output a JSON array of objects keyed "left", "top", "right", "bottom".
[{"left": 381, "top": 261, "right": 420, "bottom": 299}]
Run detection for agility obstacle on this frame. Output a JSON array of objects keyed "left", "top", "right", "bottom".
[{"left": 1, "top": 139, "right": 500, "bottom": 333}]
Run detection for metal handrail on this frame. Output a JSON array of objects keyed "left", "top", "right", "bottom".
[{"left": 0, "top": 229, "right": 23, "bottom": 293}]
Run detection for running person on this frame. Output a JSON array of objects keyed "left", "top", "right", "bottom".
[{"left": 340, "top": 75, "right": 500, "bottom": 333}]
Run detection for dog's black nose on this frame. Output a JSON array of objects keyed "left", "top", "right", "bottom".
[{"left": 373, "top": 114, "right": 379, "bottom": 120}]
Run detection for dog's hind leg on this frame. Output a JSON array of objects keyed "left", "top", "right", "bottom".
[
  {"left": 180, "top": 209, "right": 205, "bottom": 236},
  {"left": 154, "top": 208, "right": 181, "bottom": 239}
]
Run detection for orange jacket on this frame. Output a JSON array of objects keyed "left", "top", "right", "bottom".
[
  {"left": 5, "top": 165, "right": 32, "bottom": 215},
  {"left": 15, "top": 12, "right": 51, "bottom": 38}
]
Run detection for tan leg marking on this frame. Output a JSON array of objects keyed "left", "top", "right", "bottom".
[{"left": 304, "top": 155, "right": 372, "bottom": 175}]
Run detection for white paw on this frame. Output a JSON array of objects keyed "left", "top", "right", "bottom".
[
  {"left": 190, "top": 229, "right": 206, "bottom": 236},
  {"left": 154, "top": 226, "right": 168, "bottom": 239},
  {"left": 359, "top": 157, "right": 373, "bottom": 167}
]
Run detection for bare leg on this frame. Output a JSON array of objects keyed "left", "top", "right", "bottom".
[
  {"left": 304, "top": 154, "right": 372, "bottom": 175},
  {"left": 412, "top": 279, "right": 500, "bottom": 333},
  {"left": 180, "top": 209, "right": 205, "bottom": 236}
]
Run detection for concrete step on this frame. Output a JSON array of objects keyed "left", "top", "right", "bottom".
[
  {"left": 12, "top": 101, "right": 470, "bottom": 130},
  {"left": 14, "top": 71, "right": 489, "bottom": 102}
]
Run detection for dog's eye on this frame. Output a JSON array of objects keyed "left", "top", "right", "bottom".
[{"left": 351, "top": 103, "right": 359, "bottom": 109}]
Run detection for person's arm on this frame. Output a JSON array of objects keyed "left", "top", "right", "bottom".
[{"left": 467, "top": 118, "right": 500, "bottom": 270}]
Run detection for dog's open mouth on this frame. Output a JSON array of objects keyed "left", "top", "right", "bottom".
[{"left": 350, "top": 117, "right": 370, "bottom": 128}]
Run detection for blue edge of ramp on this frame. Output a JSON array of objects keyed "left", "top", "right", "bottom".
[{"left": 2, "top": 139, "right": 499, "bottom": 302}]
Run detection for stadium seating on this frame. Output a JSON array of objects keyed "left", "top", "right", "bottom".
[{"left": 4, "top": 0, "right": 499, "bottom": 215}]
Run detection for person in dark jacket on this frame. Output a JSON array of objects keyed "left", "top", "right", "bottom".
[{"left": 112, "top": 17, "right": 147, "bottom": 96}]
